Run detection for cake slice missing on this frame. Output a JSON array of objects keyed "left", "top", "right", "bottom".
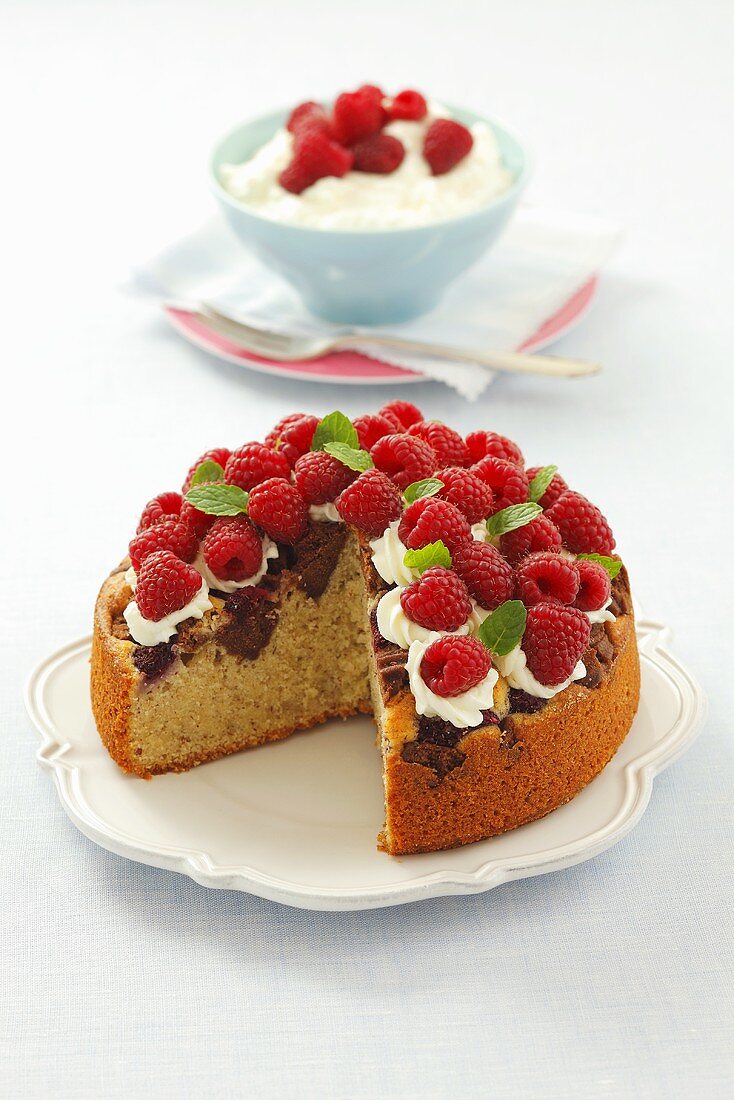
[{"left": 91, "top": 404, "right": 640, "bottom": 855}]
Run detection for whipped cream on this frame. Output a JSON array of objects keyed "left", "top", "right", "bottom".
[
  {"left": 494, "top": 644, "right": 586, "bottom": 700},
  {"left": 369, "top": 521, "right": 413, "bottom": 586},
  {"left": 309, "top": 501, "right": 342, "bottom": 523},
  {"left": 124, "top": 565, "right": 137, "bottom": 592},
  {"left": 471, "top": 521, "right": 490, "bottom": 543},
  {"left": 406, "top": 632, "right": 499, "bottom": 728},
  {"left": 220, "top": 103, "right": 513, "bottom": 231},
  {"left": 585, "top": 597, "right": 616, "bottom": 625},
  {"left": 124, "top": 578, "right": 212, "bottom": 647},
  {"left": 193, "top": 537, "right": 278, "bottom": 594}
]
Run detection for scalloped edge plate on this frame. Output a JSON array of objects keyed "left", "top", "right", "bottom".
[{"left": 26, "top": 614, "right": 705, "bottom": 910}]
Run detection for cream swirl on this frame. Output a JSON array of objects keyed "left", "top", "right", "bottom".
[
  {"left": 585, "top": 598, "right": 616, "bottom": 625},
  {"left": 369, "top": 521, "right": 413, "bottom": 586},
  {"left": 193, "top": 537, "right": 278, "bottom": 595},
  {"left": 406, "top": 632, "right": 499, "bottom": 727},
  {"left": 308, "top": 502, "right": 342, "bottom": 523},
  {"left": 123, "top": 578, "right": 212, "bottom": 647},
  {"left": 494, "top": 644, "right": 586, "bottom": 699}
]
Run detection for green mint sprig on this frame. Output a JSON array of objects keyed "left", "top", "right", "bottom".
[
  {"left": 477, "top": 600, "right": 527, "bottom": 657},
  {"left": 577, "top": 553, "right": 622, "bottom": 579},
  {"left": 403, "top": 478, "right": 444, "bottom": 505},
  {"left": 486, "top": 502, "right": 542, "bottom": 539},
  {"left": 323, "top": 441, "right": 373, "bottom": 472},
  {"left": 189, "top": 459, "right": 225, "bottom": 487},
  {"left": 403, "top": 540, "right": 452, "bottom": 573},
  {"left": 311, "top": 411, "right": 359, "bottom": 452},
  {"left": 527, "top": 465, "right": 558, "bottom": 504},
  {"left": 185, "top": 484, "right": 249, "bottom": 516}
]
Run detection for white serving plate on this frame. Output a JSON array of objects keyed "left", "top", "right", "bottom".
[{"left": 26, "top": 615, "right": 704, "bottom": 911}]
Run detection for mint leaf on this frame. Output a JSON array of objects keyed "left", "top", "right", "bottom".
[
  {"left": 486, "top": 502, "right": 542, "bottom": 538},
  {"left": 403, "top": 540, "right": 452, "bottom": 573},
  {"left": 577, "top": 552, "right": 622, "bottom": 580},
  {"left": 477, "top": 600, "right": 527, "bottom": 657},
  {"left": 403, "top": 478, "right": 444, "bottom": 505},
  {"left": 190, "top": 460, "right": 225, "bottom": 487},
  {"left": 311, "top": 411, "right": 359, "bottom": 452},
  {"left": 185, "top": 484, "right": 249, "bottom": 516},
  {"left": 323, "top": 441, "right": 373, "bottom": 472},
  {"left": 528, "top": 464, "right": 558, "bottom": 504}
]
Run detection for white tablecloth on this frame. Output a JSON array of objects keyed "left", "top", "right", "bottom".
[{"left": 2, "top": 1, "right": 732, "bottom": 1096}]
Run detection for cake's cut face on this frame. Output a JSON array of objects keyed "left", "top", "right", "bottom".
[{"left": 91, "top": 402, "right": 640, "bottom": 855}]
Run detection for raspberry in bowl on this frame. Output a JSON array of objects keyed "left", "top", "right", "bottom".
[{"left": 210, "top": 84, "right": 529, "bottom": 324}]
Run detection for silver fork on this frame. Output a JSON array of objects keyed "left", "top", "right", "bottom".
[{"left": 190, "top": 304, "right": 600, "bottom": 379}]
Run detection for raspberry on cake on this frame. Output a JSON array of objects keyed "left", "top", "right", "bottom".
[{"left": 91, "top": 407, "right": 640, "bottom": 858}]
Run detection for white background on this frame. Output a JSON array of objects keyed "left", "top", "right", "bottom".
[{"left": 1, "top": 1, "right": 732, "bottom": 1096}]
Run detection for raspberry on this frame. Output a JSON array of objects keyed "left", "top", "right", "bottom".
[
  {"left": 472, "top": 456, "right": 529, "bottom": 514},
  {"left": 573, "top": 559, "right": 612, "bottom": 612},
  {"left": 224, "top": 442, "right": 291, "bottom": 491},
  {"left": 370, "top": 432, "right": 437, "bottom": 490},
  {"left": 279, "top": 130, "right": 354, "bottom": 194},
  {"left": 386, "top": 89, "right": 428, "bottom": 122},
  {"left": 293, "top": 450, "right": 356, "bottom": 504},
  {"left": 525, "top": 466, "right": 569, "bottom": 509},
  {"left": 452, "top": 541, "right": 514, "bottom": 610},
  {"left": 546, "top": 491, "right": 616, "bottom": 555},
  {"left": 247, "top": 478, "right": 309, "bottom": 544},
  {"left": 435, "top": 466, "right": 494, "bottom": 524},
  {"left": 420, "top": 635, "right": 492, "bottom": 698},
  {"left": 332, "top": 85, "right": 386, "bottom": 144},
  {"left": 335, "top": 469, "right": 403, "bottom": 537},
  {"left": 379, "top": 400, "right": 423, "bottom": 429},
  {"left": 128, "top": 517, "right": 198, "bottom": 572},
  {"left": 423, "top": 118, "right": 474, "bottom": 176},
  {"left": 353, "top": 413, "right": 396, "bottom": 450},
  {"left": 522, "top": 603, "right": 591, "bottom": 686},
  {"left": 265, "top": 414, "right": 319, "bottom": 466},
  {"left": 137, "top": 491, "right": 182, "bottom": 533},
  {"left": 180, "top": 493, "right": 216, "bottom": 539},
  {"left": 515, "top": 551, "right": 580, "bottom": 607},
  {"left": 407, "top": 421, "right": 469, "bottom": 466},
  {"left": 202, "top": 516, "right": 263, "bottom": 583},
  {"left": 135, "top": 550, "right": 203, "bottom": 623},
  {"left": 182, "top": 449, "right": 232, "bottom": 493},
  {"left": 398, "top": 498, "right": 472, "bottom": 555},
  {"left": 400, "top": 566, "right": 472, "bottom": 632},
  {"left": 351, "top": 132, "right": 405, "bottom": 174},
  {"left": 286, "top": 101, "right": 332, "bottom": 137},
  {"left": 465, "top": 431, "right": 524, "bottom": 467},
  {"left": 499, "top": 514, "right": 563, "bottom": 566}
]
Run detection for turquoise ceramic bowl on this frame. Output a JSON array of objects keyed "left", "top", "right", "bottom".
[{"left": 210, "top": 106, "right": 530, "bottom": 325}]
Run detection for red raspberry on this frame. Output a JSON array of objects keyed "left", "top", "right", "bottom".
[
  {"left": 400, "top": 566, "right": 472, "bottom": 632},
  {"left": 279, "top": 131, "right": 354, "bottom": 194},
  {"left": 515, "top": 551, "right": 580, "bottom": 607},
  {"left": 137, "top": 491, "right": 182, "bottom": 533},
  {"left": 472, "top": 456, "right": 529, "bottom": 514},
  {"left": 573, "top": 559, "right": 612, "bottom": 612},
  {"left": 423, "top": 118, "right": 474, "bottom": 176},
  {"left": 335, "top": 469, "right": 403, "bottom": 537},
  {"left": 135, "top": 550, "right": 203, "bottom": 623},
  {"left": 465, "top": 431, "right": 524, "bottom": 467},
  {"left": 180, "top": 487, "right": 219, "bottom": 539},
  {"left": 332, "top": 85, "right": 386, "bottom": 144},
  {"left": 546, "top": 491, "right": 616, "bottom": 555},
  {"left": 452, "top": 541, "right": 514, "bottom": 610},
  {"left": 525, "top": 466, "right": 569, "bottom": 509},
  {"left": 522, "top": 603, "right": 591, "bottom": 687},
  {"left": 247, "top": 478, "right": 309, "bottom": 544},
  {"left": 398, "top": 498, "right": 472, "bottom": 555},
  {"left": 435, "top": 466, "right": 494, "bottom": 524},
  {"left": 286, "top": 101, "right": 332, "bottom": 138},
  {"left": 407, "top": 421, "right": 469, "bottom": 466},
  {"left": 224, "top": 442, "right": 291, "bottom": 491},
  {"left": 265, "top": 414, "right": 319, "bottom": 467},
  {"left": 293, "top": 450, "right": 356, "bottom": 504},
  {"left": 182, "top": 449, "right": 232, "bottom": 493},
  {"left": 379, "top": 400, "right": 423, "bottom": 429},
  {"left": 202, "top": 516, "right": 263, "bottom": 583},
  {"left": 499, "top": 514, "right": 563, "bottom": 566},
  {"left": 420, "top": 635, "right": 492, "bottom": 698},
  {"left": 128, "top": 517, "right": 198, "bottom": 572},
  {"left": 353, "top": 413, "right": 396, "bottom": 450},
  {"left": 352, "top": 133, "right": 405, "bottom": 174},
  {"left": 386, "top": 89, "right": 428, "bottom": 122},
  {"left": 370, "top": 432, "right": 437, "bottom": 490}
]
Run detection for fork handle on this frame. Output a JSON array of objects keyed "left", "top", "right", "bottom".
[{"left": 330, "top": 335, "right": 600, "bottom": 378}]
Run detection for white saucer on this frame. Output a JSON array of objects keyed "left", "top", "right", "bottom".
[{"left": 26, "top": 616, "right": 705, "bottom": 911}]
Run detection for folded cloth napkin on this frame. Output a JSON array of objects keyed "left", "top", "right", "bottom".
[{"left": 131, "top": 208, "right": 620, "bottom": 400}]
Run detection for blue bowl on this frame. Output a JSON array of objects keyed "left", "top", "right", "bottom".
[{"left": 210, "top": 106, "right": 530, "bottom": 325}]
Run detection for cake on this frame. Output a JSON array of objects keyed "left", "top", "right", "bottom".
[{"left": 91, "top": 403, "right": 640, "bottom": 855}]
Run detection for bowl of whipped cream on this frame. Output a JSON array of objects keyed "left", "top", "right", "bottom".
[{"left": 211, "top": 86, "right": 529, "bottom": 324}]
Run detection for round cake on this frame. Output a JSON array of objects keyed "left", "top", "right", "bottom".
[{"left": 91, "top": 402, "right": 640, "bottom": 855}]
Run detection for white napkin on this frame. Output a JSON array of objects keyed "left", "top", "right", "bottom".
[{"left": 131, "top": 208, "right": 620, "bottom": 400}]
